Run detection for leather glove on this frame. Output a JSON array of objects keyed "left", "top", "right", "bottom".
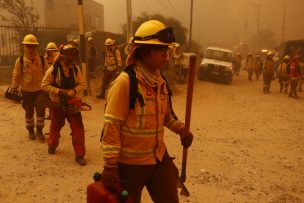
[
  {"left": 58, "top": 89, "right": 67, "bottom": 97},
  {"left": 100, "top": 166, "right": 119, "bottom": 192},
  {"left": 179, "top": 130, "right": 193, "bottom": 148},
  {"left": 67, "top": 89, "right": 76, "bottom": 97}
]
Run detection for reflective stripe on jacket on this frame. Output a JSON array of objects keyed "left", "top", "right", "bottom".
[{"left": 101, "top": 62, "right": 184, "bottom": 167}]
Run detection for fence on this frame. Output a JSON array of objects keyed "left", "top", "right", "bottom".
[
  {"left": 0, "top": 24, "right": 78, "bottom": 67},
  {"left": 0, "top": 24, "right": 126, "bottom": 84}
]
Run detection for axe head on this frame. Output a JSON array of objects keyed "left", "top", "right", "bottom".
[{"left": 177, "top": 179, "right": 190, "bottom": 197}]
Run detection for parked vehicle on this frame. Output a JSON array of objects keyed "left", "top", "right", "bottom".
[{"left": 197, "top": 47, "right": 233, "bottom": 84}]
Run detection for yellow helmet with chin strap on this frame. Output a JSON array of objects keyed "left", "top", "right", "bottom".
[
  {"left": 22, "top": 34, "right": 39, "bottom": 45},
  {"left": 133, "top": 20, "right": 175, "bottom": 46}
]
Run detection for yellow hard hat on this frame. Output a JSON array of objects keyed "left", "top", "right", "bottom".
[
  {"left": 105, "top": 38, "right": 115, "bottom": 46},
  {"left": 267, "top": 51, "right": 273, "bottom": 56},
  {"left": 22, "top": 34, "right": 39, "bottom": 45},
  {"left": 88, "top": 37, "right": 93, "bottom": 42},
  {"left": 133, "top": 20, "right": 175, "bottom": 46},
  {"left": 283, "top": 55, "right": 290, "bottom": 60},
  {"left": 60, "top": 44, "right": 79, "bottom": 55},
  {"left": 45, "top": 42, "right": 58, "bottom": 51}
]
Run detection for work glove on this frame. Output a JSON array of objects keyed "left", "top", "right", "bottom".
[
  {"left": 100, "top": 166, "right": 119, "bottom": 192},
  {"left": 179, "top": 130, "right": 193, "bottom": 148},
  {"left": 67, "top": 89, "right": 76, "bottom": 97},
  {"left": 58, "top": 89, "right": 67, "bottom": 97}
]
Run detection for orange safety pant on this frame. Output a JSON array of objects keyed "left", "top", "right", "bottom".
[{"left": 48, "top": 107, "right": 85, "bottom": 156}]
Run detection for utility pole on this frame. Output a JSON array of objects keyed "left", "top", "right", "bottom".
[
  {"left": 126, "top": 0, "right": 133, "bottom": 43},
  {"left": 281, "top": 4, "right": 286, "bottom": 43},
  {"left": 189, "top": 0, "right": 193, "bottom": 51},
  {"left": 77, "top": 0, "right": 89, "bottom": 96},
  {"left": 252, "top": 3, "right": 262, "bottom": 49}
]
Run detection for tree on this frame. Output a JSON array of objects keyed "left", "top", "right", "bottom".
[
  {"left": 249, "top": 29, "right": 277, "bottom": 51},
  {"left": 0, "top": 0, "right": 39, "bottom": 28}
]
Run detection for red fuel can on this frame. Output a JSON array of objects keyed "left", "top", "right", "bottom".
[{"left": 87, "top": 172, "right": 132, "bottom": 203}]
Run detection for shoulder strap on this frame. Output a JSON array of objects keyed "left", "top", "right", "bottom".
[
  {"left": 20, "top": 55, "right": 45, "bottom": 74},
  {"left": 123, "top": 65, "right": 144, "bottom": 109},
  {"left": 20, "top": 56, "right": 24, "bottom": 74},
  {"left": 40, "top": 55, "right": 45, "bottom": 67},
  {"left": 51, "top": 61, "right": 60, "bottom": 86},
  {"left": 160, "top": 73, "right": 178, "bottom": 120}
]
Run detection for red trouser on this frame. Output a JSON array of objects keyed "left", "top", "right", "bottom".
[
  {"left": 48, "top": 107, "right": 85, "bottom": 156},
  {"left": 118, "top": 151, "right": 179, "bottom": 203}
]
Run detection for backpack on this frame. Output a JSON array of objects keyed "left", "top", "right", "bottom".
[
  {"left": 100, "top": 66, "right": 178, "bottom": 141},
  {"left": 123, "top": 65, "right": 178, "bottom": 120},
  {"left": 51, "top": 60, "right": 78, "bottom": 87},
  {"left": 20, "top": 55, "right": 45, "bottom": 74}
]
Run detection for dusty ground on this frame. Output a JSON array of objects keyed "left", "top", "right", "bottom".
[{"left": 0, "top": 70, "right": 303, "bottom": 203}]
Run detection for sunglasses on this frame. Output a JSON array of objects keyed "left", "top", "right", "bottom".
[{"left": 134, "top": 27, "right": 175, "bottom": 43}]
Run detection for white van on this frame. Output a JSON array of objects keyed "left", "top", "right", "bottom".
[{"left": 197, "top": 47, "right": 233, "bottom": 84}]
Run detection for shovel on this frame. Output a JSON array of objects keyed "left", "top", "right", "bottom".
[{"left": 177, "top": 54, "right": 196, "bottom": 197}]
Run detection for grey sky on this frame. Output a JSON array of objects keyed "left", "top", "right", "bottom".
[{"left": 95, "top": 0, "right": 304, "bottom": 45}]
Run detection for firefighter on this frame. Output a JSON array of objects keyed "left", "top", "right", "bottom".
[
  {"left": 96, "top": 38, "right": 122, "bottom": 99},
  {"left": 277, "top": 55, "right": 290, "bottom": 93},
  {"left": 41, "top": 44, "right": 87, "bottom": 166},
  {"left": 87, "top": 37, "right": 97, "bottom": 79},
  {"left": 44, "top": 42, "right": 59, "bottom": 68},
  {"left": 298, "top": 59, "right": 304, "bottom": 92},
  {"left": 254, "top": 53, "right": 263, "bottom": 80},
  {"left": 246, "top": 52, "right": 254, "bottom": 81},
  {"left": 100, "top": 20, "right": 193, "bottom": 203},
  {"left": 289, "top": 55, "right": 302, "bottom": 98},
  {"left": 234, "top": 52, "right": 242, "bottom": 76},
  {"left": 11, "top": 34, "right": 48, "bottom": 140},
  {"left": 262, "top": 51, "right": 275, "bottom": 94}
]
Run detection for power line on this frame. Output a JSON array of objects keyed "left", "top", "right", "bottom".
[
  {"left": 167, "top": 0, "right": 184, "bottom": 19},
  {"left": 265, "top": 11, "right": 304, "bottom": 25},
  {"left": 156, "top": 0, "right": 183, "bottom": 21}
]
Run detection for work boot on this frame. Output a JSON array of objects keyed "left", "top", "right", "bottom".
[
  {"left": 36, "top": 127, "right": 45, "bottom": 141},
  {"left": 48, "top": 147, "right": 56, "bottom": 154},
  {"left": 75, "top": 156, "right": 87, "bottom": 166},
  {"left": 28, "top": 128, "right": 35, "bottom": 140}
]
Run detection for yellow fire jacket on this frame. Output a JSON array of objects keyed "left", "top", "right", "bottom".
[
  {"left": 101, "top": 62, "right": 184, "bottom": 167},
  {"left": 277, "top": 62, "right": 289, "bottom": 77},
  {"left": 12, "top": 55, "right": 48, "bottom": 92},
  {"left": 263, "top": 59, "right": 275, "bottom": 74},
  {"left": 105, "top": 48, "right": 122, "bottom": 71}
]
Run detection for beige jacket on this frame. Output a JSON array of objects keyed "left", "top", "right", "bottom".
[{"left": 12, "top": 55, "right": 48, "bottom": 92}]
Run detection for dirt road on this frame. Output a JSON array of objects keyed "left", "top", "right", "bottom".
[{"left": 0, "top": 71, "right": 303, "bottom": 203}]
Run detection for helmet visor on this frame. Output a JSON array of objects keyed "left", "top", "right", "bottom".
[{"left": 134, "top": 27, "right": 175, "bottom": 43}]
